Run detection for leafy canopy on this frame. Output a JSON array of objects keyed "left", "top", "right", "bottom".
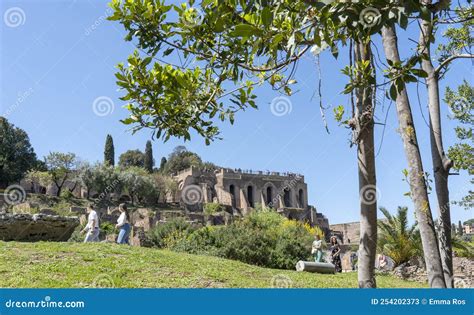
[{"left": 108, "top": 0, "right": 431, "bottom": 143}]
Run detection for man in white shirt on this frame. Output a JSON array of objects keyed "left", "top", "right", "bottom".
[{"left": 81, "top": 204, "right": 100, "bottom": 242}]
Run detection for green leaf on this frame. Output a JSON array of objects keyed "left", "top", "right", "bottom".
[
  {"left": 229, "top": 24, "right": 260, "bottom": 37},
  {"left": 390, "top": 84, "right": 398, "bottom": 100},
  {"left": 261, "top": 7, "right": 272, "bottom": 27}
]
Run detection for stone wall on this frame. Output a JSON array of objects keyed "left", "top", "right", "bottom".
[
  {"left": 330, "top": 221, "right": 360, "bottom": 244},
  {"left": 0, "top": 213, "right": 79, "bottom": 242}
]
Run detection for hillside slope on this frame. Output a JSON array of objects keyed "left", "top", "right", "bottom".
[{"left": 0, "top": 241, "right": 424, "bottom": 288}]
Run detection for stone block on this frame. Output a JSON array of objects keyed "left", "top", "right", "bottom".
[{"left": 0, "top": 213, "right": 79, "bottom": 242}]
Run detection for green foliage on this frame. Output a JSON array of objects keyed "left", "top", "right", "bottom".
[
  {"left": 104, "top": 134, "right": 115, "bottom": 166},
  {"left": 25, "top": 170, "right": 53, "bottom": 192},
  {"left": 0, "top": 117, "right": 38, "bottom": 187},
  {"left": 378, "top": 206, "right": 422, "bottom": 267},
  {"left": 445, "top": 80, "right": 473, "bottom": 209},
  {"left": 147, "top": 218, "right": 196, "bottom": 248},
  {"left": 108, "top": 0, "right": 434, "bottom": 143},
  {"left": 118, "top": 149, "right": 145, "bottom": 168},
  {"left": 144, "top": 140, "right": 154, "bottom": 173},
  {"left": 159, "top": 157, "right": 167, "bottom": 171},
  {"left": 60, "top": 189, "right": 74, "bottom": 201},
  {"left": 203, "top": 202, "right": 225, "bottom": 216},
  {"left": 119, "top": 166, "right": 157, "bottom": 205},
  {"left": 100, "top": 221, "right": 117, "bottom": 235},
  {"left": 162, "top": 146, "right": 202, "bottom": 175},
  {"left": 165, "top": 210, "right": 316, "bottom": 270},
  {"left": 452, "top": 236, "right": 474, "bottom": 258},
  {"left": 45, "top": 152, "right": 77, "bottom": 197},
  {"left": 78, "top": 162, "right": 121, "bottom": 201}
]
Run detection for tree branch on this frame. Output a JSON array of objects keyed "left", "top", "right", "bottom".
[{"left": 435, "top": 54, "right": 474, "bottom": 75}]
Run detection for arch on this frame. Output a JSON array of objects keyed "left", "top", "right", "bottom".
[
  {"left": 229, "top": 184, "right": 236, "bottom": 207},
  {"left": 298, "top": 189, "right": 304, "bottom": 208},
  {"left": 283, "top": 188, "right": 291, "bottom": 207},
  {"left": 247, "top": 186, "right": 254, "bottom": 208},
  {"left": 266, "top": 186, "right": 273, "bottom": 207}
]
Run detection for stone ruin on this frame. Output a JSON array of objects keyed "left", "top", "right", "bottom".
[
  {"left": 0, "top": 213, "right": 79, "bottom": 242},
  {"left": 172, "top": 166, "right": 330, "bottom": 231}
]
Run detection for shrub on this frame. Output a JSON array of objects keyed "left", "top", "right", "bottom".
[
  {"left": 203, "top": 203, "right": 225, "bottom": 216},
  {"left": 60, "top": 189, "right": 74, "bottom": 201},
  {"left": 148, "top": 218, "right": 195, "bottom": 248},
  {"left": 169, "top": 210, "right": 316, "bottom": 270}
]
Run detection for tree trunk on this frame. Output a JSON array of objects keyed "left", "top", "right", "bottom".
[
  {"left": 381, "top": 25, "right": 446, "bottom": 288},
  {"left": 354, "top": 40, "right": 378, "bottom": 288},
  {"left": 418, "top": 15, "right": 454, "bottom": 287}
]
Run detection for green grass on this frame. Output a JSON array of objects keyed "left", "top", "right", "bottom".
[{"left": 0, "top": 241, "right": 425, "bottom": 288}]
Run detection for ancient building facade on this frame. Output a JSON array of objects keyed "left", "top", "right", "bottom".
[{"left": 174, "top": 166, "right": 329, "bottom": 228}]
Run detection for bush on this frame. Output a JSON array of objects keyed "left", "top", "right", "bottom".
[
  {"left": 168, "top": 210, "right": 318, "bottom": 270},
  {"left": 148, "top": 218, "right": 195, "bottom": 248},
  {"left": 60, "top": 189, "right": 74, "bottom": 201},
  {"left": 203, "top": 203, "right": 225, "bottom": 216}
]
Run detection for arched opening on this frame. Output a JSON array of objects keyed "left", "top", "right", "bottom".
[
  {"left": 229, "top": 184, "right": 236, "bottom": 207},
  {"left": 298, "top": 189, "right": 304, "bottom": 208},
  {"left": 266, "top": 186, "right": 273, "bottom": 207},
  {"left": 283, "top": 188, "right": 291, "bottom": 207},
  {"left": 247, "top": 186, "right": 254, "bottom": 208}
]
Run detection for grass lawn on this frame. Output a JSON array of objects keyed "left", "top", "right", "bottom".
[{"left": 0, "top": 241, "right": 425, "bottom": 288}]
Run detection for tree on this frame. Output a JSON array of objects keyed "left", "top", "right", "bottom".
[
  {"left": 0, "top": 117, "right": 38, "bottom": 188},
  {"left": 109, "top": 0, "right": 380, "bottom": 288},
  {"left": 119, "top": 166, "right": 156, "bottom": 205},
  {"left": 159, "top": 157, "right": 167, "bottom": 172},
  {"left": 118, "top": 149, "right": 145, "bottom": 168},
  {"left": 446, "top": 81, "right": 473, "bottom": 210},
  {"left": 144, "top": 140, "right": 154, "bottom": 173},
  {"left": 378, "top": 207, "right": 422, "bottom": 267},
  {"left": 25, "top": 170, "right": 53, "bottom": 193},
  {"left": 44, "top": 152, "right": 77, "bottom": 197},
  {"left": 163, "top": 146, "right": 203, "bottom": 175},
  {"left": 104, "top": 134, "right": 115, "bottom": 166},
  {"left": 458, "top": 220, "right": 464, "bottom": 236},
  {"left": 381, "top": 24, "right": 445, "bottom": 288},
  {"left": 109, "top": 0, "right": 460, "bottom": 287},
  {"left": 415, "top": 2, "right": 473, "bottom": 287}
]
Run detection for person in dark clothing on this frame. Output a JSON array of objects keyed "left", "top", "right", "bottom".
[{"left": 330, "top": 236, "right": 342, "bottom": 273}]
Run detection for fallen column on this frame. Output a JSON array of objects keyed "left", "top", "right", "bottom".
[{"left": 295, "top": 260, "right": 335, "bottom": 274}]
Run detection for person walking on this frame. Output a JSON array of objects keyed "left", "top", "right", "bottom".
[
  {"left": 115, "top": 203, "right": 131, "bottom": 244},
  {"left": 82, "top": 204, "right": 100, "bottom": 243},
  {"left": 330, "top": 236, "right": 342, "bottom": 272},
  {"left": 311, "top": 234, "right": 323, "bottom": 262}
]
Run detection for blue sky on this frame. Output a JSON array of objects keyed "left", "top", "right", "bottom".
[{"left": 1, "top": 0, "right": 472, "bottom": 225}]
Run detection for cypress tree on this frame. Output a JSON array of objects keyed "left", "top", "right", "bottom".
[
  {"left": 144, "top": 140, "right": 154, "bottom": 173},
  {"left": 104, "top": 134, "right": 115, "bottom": 166},
  {"left": 159, "top": 157, "right": 167, "bottom": 172}
]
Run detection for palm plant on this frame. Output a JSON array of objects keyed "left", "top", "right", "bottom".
[{"left": 378, "top": 207, "right": 422, "bottom": 267}]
